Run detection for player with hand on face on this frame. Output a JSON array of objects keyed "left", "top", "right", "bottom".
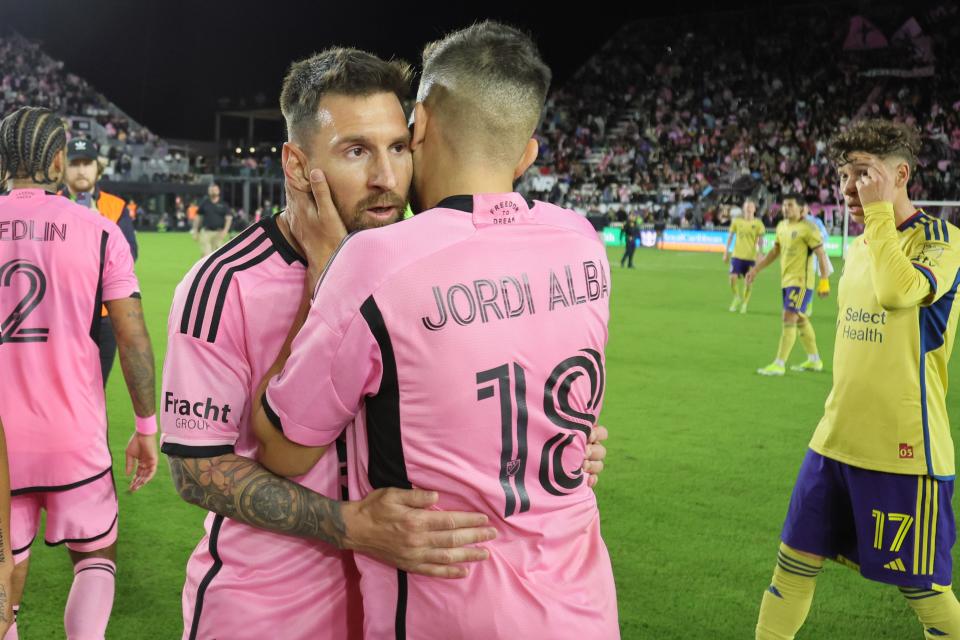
[{"left": 756, "top": 119, "right": 960, "bottom": 640}]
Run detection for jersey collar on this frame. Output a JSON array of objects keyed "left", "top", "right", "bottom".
[
  {"left": 263, "top": 212, "right": 307, "bottom": 266},
  {"left": 434, "top": 193, "right": 535, "bottom": 214},
  {"left": 897, "top": 210, "right": 926, "bottom": 231}
]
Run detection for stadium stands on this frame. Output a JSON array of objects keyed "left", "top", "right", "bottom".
[
  {"left": 0, "top": 32, "right": 191, "bottom": 182},
  {"left": 2, "top": 4, "right": 957, "bottom": 226},
  {"left": 522, "top": 3, "right": 959, "bottom": 228}
]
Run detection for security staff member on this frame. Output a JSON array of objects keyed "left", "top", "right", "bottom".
[
  {"left": 61, "top": 138, "right": 138, "bottom": 385},
  {"left": 192, "top": 182, "right": 232, "bottom": 256}
]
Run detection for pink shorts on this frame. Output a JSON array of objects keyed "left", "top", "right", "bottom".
[{"left": 11, "top": 468, "right": 118, "bottom": 561}]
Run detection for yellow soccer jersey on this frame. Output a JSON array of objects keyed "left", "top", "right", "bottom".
[
  {"left": 731, "top": 218, "right": 766, "bottom": 261},
  {"left": 776, "top": 219, "right": 822, "bottom": 288},
  {"left": 810, "top": 205, "right": 960, "bottom": 479}
]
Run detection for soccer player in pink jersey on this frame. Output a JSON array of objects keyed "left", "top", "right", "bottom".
[
  {"left": 254, "top": 23, "right": 619, "bottom": 639},
  {"left": 0, "top": 107, "right": 159, "bottom": 640},
  {"left": 0, "top": 418, "right": 12, "bottom": 638},
  {"left": 160, "top": 49, "right": 605, "bottom": 640}
]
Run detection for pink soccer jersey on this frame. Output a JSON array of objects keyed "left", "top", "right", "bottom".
[
  {"left": 0, "top": 188, "right": 139, "bottom": 491},
  {"left": 265, "top": 193, "right": 620, "bottom": 639},
  {"left": 160, "top": 214, "right": 361, "bottom": 640}
]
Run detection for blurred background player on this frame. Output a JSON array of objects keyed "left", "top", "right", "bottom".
[
  {"left": 0, "top": 107, "right": 158, "bottom": 640},
  {"left": 802, "top": 199, "right": 834, "bottom": 317},
  {"left": 620, "top": 211, "right": 639, "bottom": 268},
  {"left": 191, "top": 182, "right": 232, "bottom": 257},
  {"left": 653, "top": 207, "right": 667, "bottom": 249},
  {"left": 755, "top": 119, "right": 960, "bottom": 640},
  {"left": 747, "top": 193, "right": 831, "bottom": 375},
  {"left": 160, "top": 49, "right": 518, "bottom": 640},
  {"left": 254, "top": 21, "right": 619, "bottom": 639},
  {"left": 723, "top": 198, "right": 765, "bottom": 313},
  {"left": 0, "top": 418, "right": 12, "bottom": 638},
  {"left": 60, "top": 138, "right": 138, "bottom": 385}
]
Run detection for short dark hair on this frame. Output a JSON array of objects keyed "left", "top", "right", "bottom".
[
  {"left": 828, "top": 119, "right": 921, "bottom": 172},
  {"left": 781, "top": 192, "right": 805, "bottom": 204},
  {"left": 418, "top": 21, "right": 551, "bottom": 162},
  {"left": 280, "top": 48, "right": 412, "bottom": 141},
  {"left": 0, "top": 106, "right": 66, "bottom": 184}
]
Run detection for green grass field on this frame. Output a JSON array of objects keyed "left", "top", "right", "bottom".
[{"left": 16, "top": 233, "right": 960, "bottom": 639}]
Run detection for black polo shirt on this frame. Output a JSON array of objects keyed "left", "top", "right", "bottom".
[{"left": 198, "top": 197, "right": 231, "bottom": 230}]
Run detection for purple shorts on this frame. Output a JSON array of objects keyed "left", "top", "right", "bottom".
[
  {"left": 782, "top": 449, "right": 955, "bottom": 590},
  {"left": 729, "top": 258, "right": 754, "bottom": 276},
  {"left": 782, "top": 286, "right": 813, "bottom": 314}
]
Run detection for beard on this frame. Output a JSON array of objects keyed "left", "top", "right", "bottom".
[
  {"left": 69, "top": 177, "right": 92, "bottom": 192},
  {"left": 339, "top": 190, "right": 408, "bottom": 232}
]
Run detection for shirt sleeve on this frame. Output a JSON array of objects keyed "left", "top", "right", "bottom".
[
  {"left": 101, "top": 222, "right": 140, "bottom": 301},
  {"left": 863, "top": 202, "right": 960, "bottom": 309},
  {"left": 803, "top": 222, "right": 823, "bottom": 250},
  {"left": 116, "top": 206, "right": 139, "bottom": 261},
  {"left": 160, "top": 280, "right": 251, "bottom": 457},
  {"left": 263, "top": 241, "right": 383, "bottom": 448}
]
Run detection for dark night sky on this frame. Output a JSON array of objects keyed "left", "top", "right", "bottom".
[{"left": 1, "top": 0, "right": 800, "bottom": 141}]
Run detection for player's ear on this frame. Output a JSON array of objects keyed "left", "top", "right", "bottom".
[
  {"left": 50, "top": 148, "right": 66, "bottom": 182},
  {"left": 410, "top": 103, "right": 428, "bottom": 152},
  {"left": 282, "top": 142, "right": 311, "bottom": 193},
  {"left": 897, "top": 160, "right": 911, "bottom": 188},
  {"left": 513, "top": 138, "right": 539, "bottom": 180}
]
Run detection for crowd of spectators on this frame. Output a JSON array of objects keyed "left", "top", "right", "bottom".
[
  {"left": 2, "top": 4, "right": 958, "bottom": 228},
  {"left": 521, "top": 1, "right": 960, "bottom": 230},
  {"left": 0, "top": 32, "right": 194, "bottom": 183}
]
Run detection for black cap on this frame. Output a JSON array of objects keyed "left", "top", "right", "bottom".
[{"left": 67, "top": 138, "right": 98, "bottom": 161}]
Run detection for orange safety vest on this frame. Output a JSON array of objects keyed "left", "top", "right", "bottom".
[
  {"left": 94, "top": 191, "right": 128, "bottom": 317},
  {"left": 59, "top": 188, "right": 129, "bottom": 317}
]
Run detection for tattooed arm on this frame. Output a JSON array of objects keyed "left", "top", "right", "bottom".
[
  {"left": 106, "top": 296, "right": 159, "bottom": 490},
  {"left": 167, "top": 452, "right": 495, "bottom": 577},
  {"left": 0, "top": 418, "right": 13, "bottom": 636},
  {"left": 168, "top": 453, "right": 346, "bottom": 546},
  {"left": 106, "top": 297, "right": 156, "bottom": 417}
]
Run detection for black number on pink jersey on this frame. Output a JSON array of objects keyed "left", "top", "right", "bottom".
[
  {"left": 540, "top": 350, "right": 605, "bottom": 496},
  {"left": 477, "top": 363, "right": 530, "bottom": 518},
  {"left": 0, "top": 259, "right": 50, "bottom": 344},
  {"left": 476, "top": 349, "right": 605, "bottom": 517}
]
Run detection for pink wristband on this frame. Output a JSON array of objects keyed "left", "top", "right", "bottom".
[{"left": 135, "top": 414, "right": 158, "bottom": 435}]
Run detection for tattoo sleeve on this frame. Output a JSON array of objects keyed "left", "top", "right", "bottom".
[
  {"left": 106, "top": 298, "right": 156, "bottom": 417},
  {"left": 167, "top": 453, "right": 346, "bottom": 548}
]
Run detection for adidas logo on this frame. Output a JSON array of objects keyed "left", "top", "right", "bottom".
[{"left": 884, "top": 558, "right": 906, "bottom": 572}]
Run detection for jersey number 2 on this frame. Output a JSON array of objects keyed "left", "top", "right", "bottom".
[
  {"left": 0, "top": 259, "right": 49, "bottom": 344},
  {"left": 476, "top": 349, "right": 605, "bottom": 518}
]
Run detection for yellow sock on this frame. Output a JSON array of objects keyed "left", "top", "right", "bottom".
[
  {"left": 742, "top": 283, "right": 754, "bottom": 305},
  {"left": 756, "top": 544, "right": 823, "bottom": 639},
  {"left": 731, "top": 279, "right": 740, "bottom": 296},
  {"left": 776, "top": 324, "right": 798, "bottom": 363},
  {"left": 796, "top": 318, "right": 819, "bottom": 359},
  {"left": 901, "top": 588, "right": 960, "bottom": 639}
]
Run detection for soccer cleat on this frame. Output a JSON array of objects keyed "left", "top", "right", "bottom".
[
  {"left": 757, "top": 362, "right": 786, "bottom": 376},
  {"left": 790, "top": 360, "right": 824, "bottom": 373},
  {"left": 739, "top": 302, "right": 749, "bottom": 314},
  {"left": 729, "top": 297, "right": 741, "bottom": 312}
]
